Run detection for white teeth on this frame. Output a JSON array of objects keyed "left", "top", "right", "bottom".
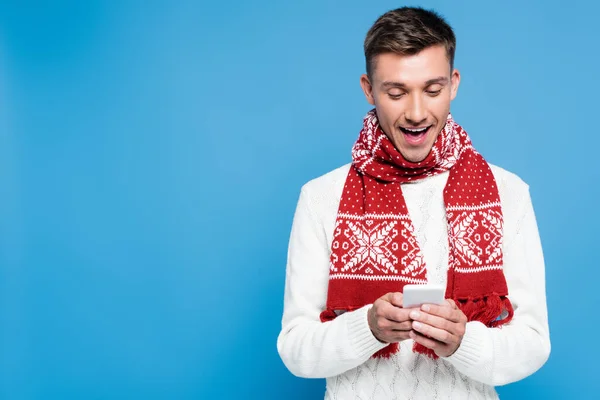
[{"left": 403, "top": 127, "right": 428, "bottom": 133}]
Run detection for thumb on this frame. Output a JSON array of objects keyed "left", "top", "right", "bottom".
[
  {"left": 384, "top": 292, "right": 403, "bottom": 308},
  {"left": 446, "top": 299, "right": 458, "bottom": 309}
]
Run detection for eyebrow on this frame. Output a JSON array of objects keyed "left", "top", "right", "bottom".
[{"left": 381, "top": 76, "right": 449, "bottom": 89}]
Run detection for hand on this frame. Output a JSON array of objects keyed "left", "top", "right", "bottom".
[
  {"left": 368, "top": 292, "right": 416, "bottom": 344},
  {"left": 408, "top": 299, "right": 467, "bottom": 357}
]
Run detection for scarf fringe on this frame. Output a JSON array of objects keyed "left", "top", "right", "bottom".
[
  {"left": 373, "top": 343, "right": 399, "bottom": 358},
  {"left": 459, "top": 295, "right": 514, "bottom": 327},
  {"left": 319, "top": 308, "right": 337, "bottom": 322},
  {"left": 413, "top": 342, "right": 438, "bottom": 359}
]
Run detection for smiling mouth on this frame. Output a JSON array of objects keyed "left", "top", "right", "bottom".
[
  {"left": 399, "top": 125, "right": 431, "bottom": 136},
  {"left": 397, "top": 125, "right": 432, "bottom": 146}
]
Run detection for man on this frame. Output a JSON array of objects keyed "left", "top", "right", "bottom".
[{"left": 277, "top": 6, "right": 550, "bottom": 399}]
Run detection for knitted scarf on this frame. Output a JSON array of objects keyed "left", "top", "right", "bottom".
[{"left": 320, "top": 109, "right": 514, "bottom": 359}]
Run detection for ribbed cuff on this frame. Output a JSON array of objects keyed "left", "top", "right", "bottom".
[
  {"left": 444, "top": 321, "right": 492, "bottom": 378},
  {"left": 344, "top": 305, "right": 388, "bottom": 359}
]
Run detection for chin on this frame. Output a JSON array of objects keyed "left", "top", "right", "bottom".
[
  {"left": 399, "top": 143, "right": 434, "bottom": 163},
  {"left": 391, "top": 132, "right": 437, "bottom": 163},
  {"left": 406, "top": 154, "right": 428, "bottom": 163}
]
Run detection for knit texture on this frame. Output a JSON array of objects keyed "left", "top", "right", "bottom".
[
  {"left": 277, "top": 163, "right": 551, "bottom": 400},
  {"left": 320, "top": 110, "right": 513, "bottom": 358}
]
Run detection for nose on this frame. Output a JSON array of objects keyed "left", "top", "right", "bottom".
[{"left": 405, "top": 94, "right": 427, "bottom": 125}]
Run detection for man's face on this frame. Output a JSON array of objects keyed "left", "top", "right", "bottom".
[{"left": 360, "top": 45, "right": 460, "bottom": 163}]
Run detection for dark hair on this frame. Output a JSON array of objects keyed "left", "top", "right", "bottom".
[{"left": 364, "top": 7, "right": 456, "bottom": 77}]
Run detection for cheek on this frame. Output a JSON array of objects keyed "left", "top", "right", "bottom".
[
  {"left": 429, "top": 96, "right": 451, "bottom": 116},
  {"left": 375, "top": 98, "right": 403, "bottom": 121}
]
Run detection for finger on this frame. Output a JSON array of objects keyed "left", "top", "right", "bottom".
[
  {"left": 381, "top": 301, "right": 412, "bottom": 323},
  {"left": 388, "top": 330, "right": 412, "bottom": 342},
  {"left": 409, "top": 330, "right": 444, "bottom": 351},
  {"left": 446, "top": 299, "right": 458, "bottom": 309},
  {"left": 390, "top": 321, "right": 413, "bottom": 331},
  {"left": 387, "top": 292, "right": 403, "bottom": 308},
  {"left": 409, "top": 309, "right": 454, "bottom": 333},
  {"left": 378, "top": 292, "right": 403, "bottom": 308},
  {"left": 411, "top": 320, "right": 456, "bottom": 344},
  {"left": 420, "top": 303, "right": 461, "bottom": 323}
]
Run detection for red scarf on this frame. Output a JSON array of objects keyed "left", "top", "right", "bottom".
[{"left": 320, "top": 109, "right": 514, "bottom": 359}]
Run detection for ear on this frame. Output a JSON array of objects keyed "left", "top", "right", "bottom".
[
  {"left": 450, "top": 68, "right": 461, "bottom": 101},
  {"left": 360, "top": 74, "right": 375, "bottom": 105}
]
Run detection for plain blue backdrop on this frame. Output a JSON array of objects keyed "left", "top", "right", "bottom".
[{"left": 0, "top": 0, "right": 597, "bottom": 399}]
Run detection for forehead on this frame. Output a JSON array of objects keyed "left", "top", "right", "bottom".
[{"left": 371, "top": 45, "right": 451, "bottom": 85}]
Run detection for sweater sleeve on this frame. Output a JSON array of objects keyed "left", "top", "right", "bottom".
[
  {"left": 443, "top": 187, "right": 551, "bottom": 385},
  {"left": 277, "top": 185, "right": 387, "bottom": 378}
]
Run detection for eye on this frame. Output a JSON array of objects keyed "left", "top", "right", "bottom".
[
  {"left": 388, "top": 92, "right": 406, "bottom": 99},
  {"left": 425, "top": 90, "right": 442, "bottom": 96},
  {"left": 425, "top": 84, "right": 443, "bottom": 96}
]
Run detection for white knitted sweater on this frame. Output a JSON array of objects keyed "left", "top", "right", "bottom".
[{"left": 277, "top": 163, "right": 550, "bottom": 399}]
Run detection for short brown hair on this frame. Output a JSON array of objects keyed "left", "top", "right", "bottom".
[{"left": 364, "top": 7, "right": 456, "bottom": 77}]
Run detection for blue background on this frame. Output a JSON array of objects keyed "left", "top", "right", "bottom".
[{"left": 0, "top": 0, "right": 597, "bottom": 398}]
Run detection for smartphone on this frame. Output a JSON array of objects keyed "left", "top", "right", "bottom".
[{"left": 402, "top": 284, "right": 446, "bottom": 308}]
